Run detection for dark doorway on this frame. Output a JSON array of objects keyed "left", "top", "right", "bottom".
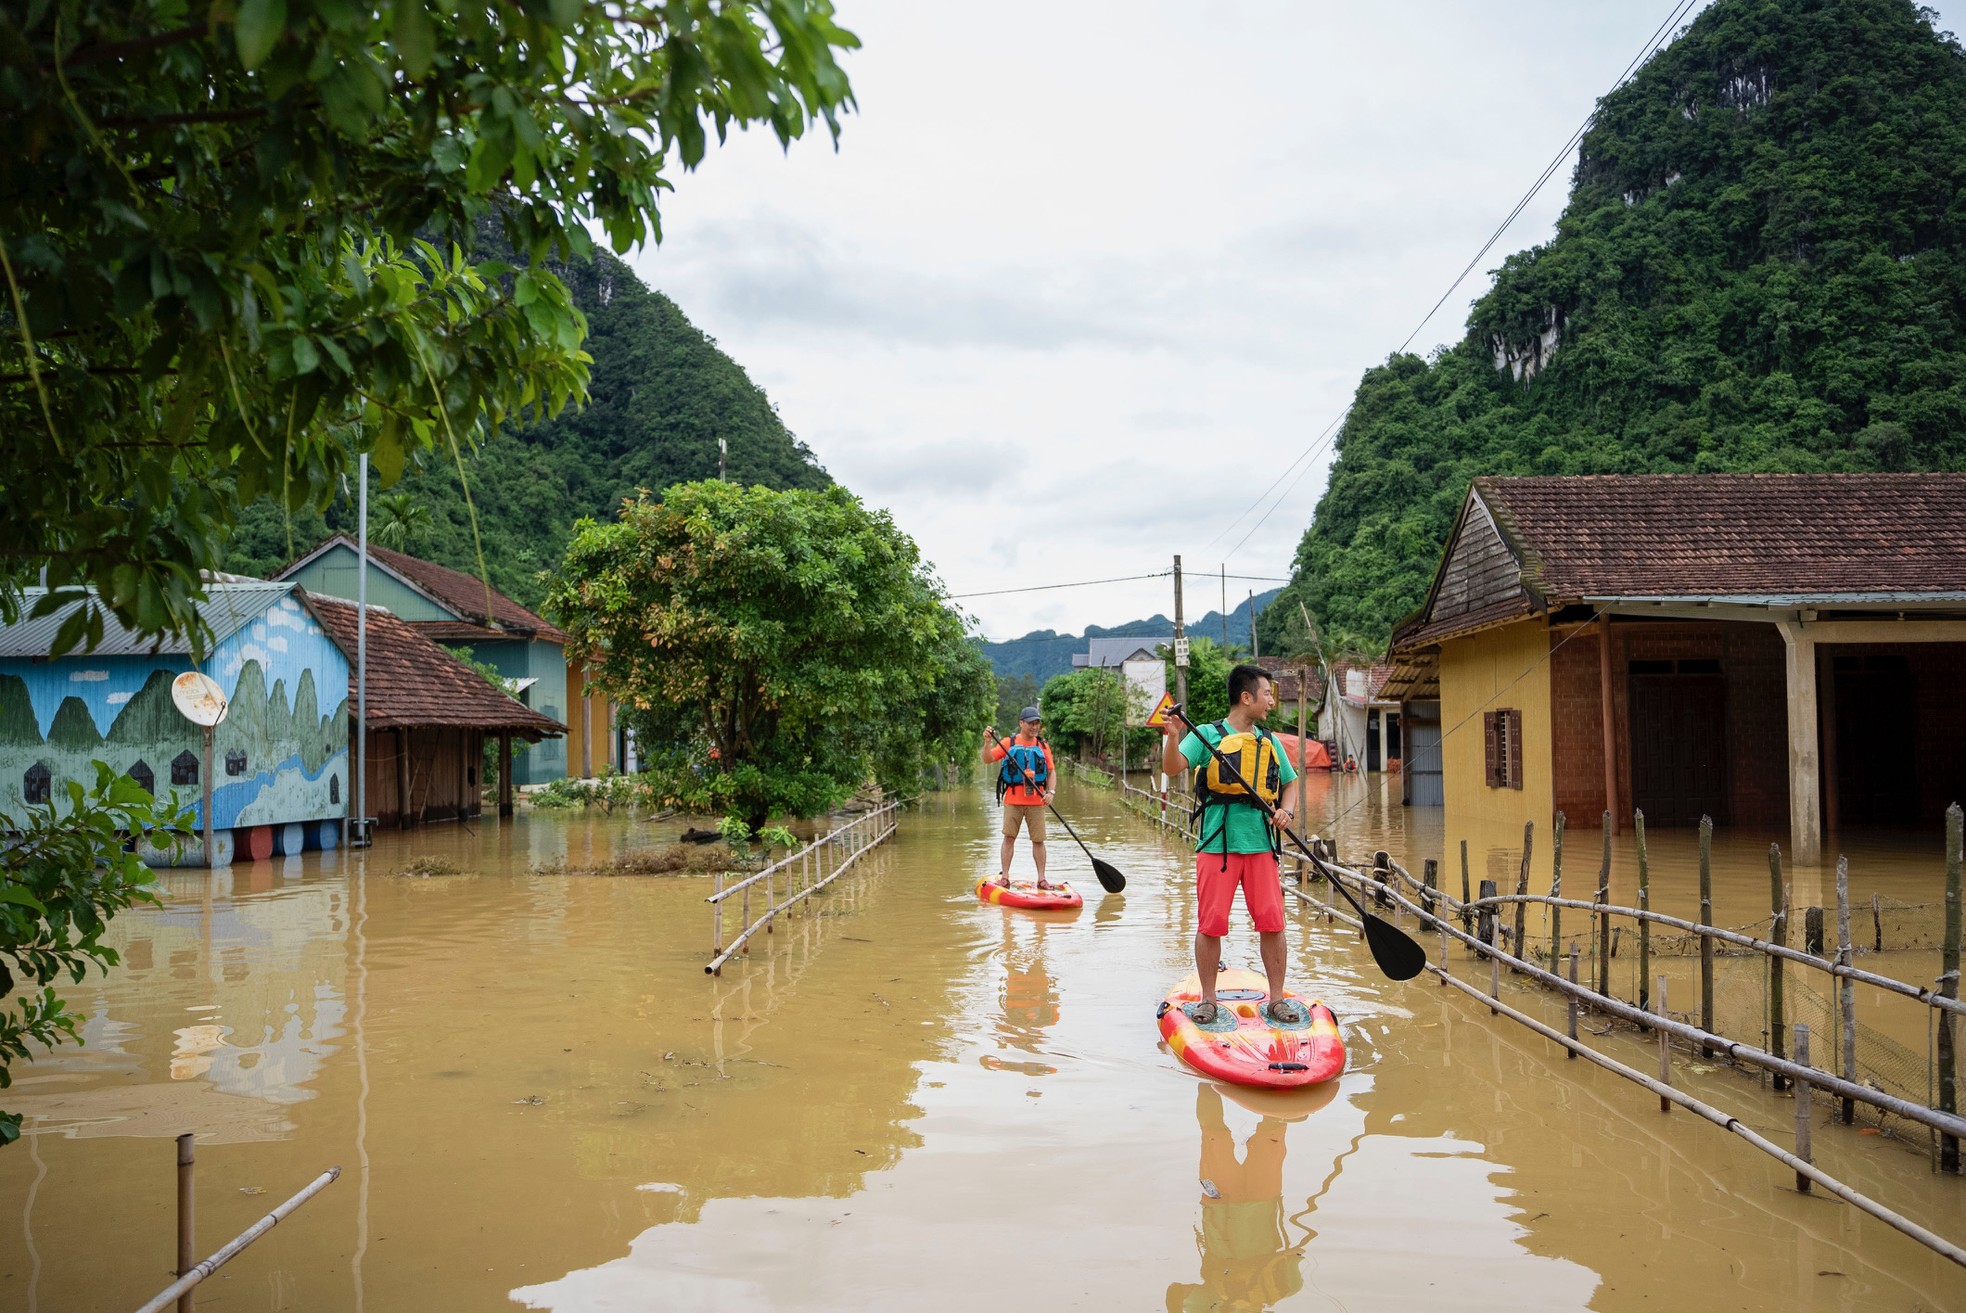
[
  {"left": 128, "top": 760, "right": 154, "bottom": 795},
  {"left": 1628, "top": 659, "right": 1728, "bottom": 826},
  {"left": 1832, "top": 653, "right": 1916, "bottom": 825},
  {"left": 1365, "top": 714, "right": 1381, "bottom": 772}
]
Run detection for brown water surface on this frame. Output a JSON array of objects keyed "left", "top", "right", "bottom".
[{"left": 0, "top": 782, "right": 1961, "bottom": 1311}]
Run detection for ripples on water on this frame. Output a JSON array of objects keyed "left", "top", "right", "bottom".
[{"left": 0, "top": 785, "right": 1958, "bottom": 1311}]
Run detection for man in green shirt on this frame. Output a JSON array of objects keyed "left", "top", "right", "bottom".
[{"left": 1159, "top": 663, "right": 1300, "bottom": 1025}]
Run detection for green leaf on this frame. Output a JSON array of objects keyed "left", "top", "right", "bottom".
[
  {"left": 394, "top": 0, "right": 434, "bottom": 77},
  {"left": 0, "top": 888, "right": 46, "bottom": 915},
  {"left": 235, "top": 0, "right": 287, "bottom": 70}
]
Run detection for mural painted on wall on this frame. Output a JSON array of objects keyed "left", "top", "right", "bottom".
[{"left": 0, "top": 593, "right": 349, "bottom": 829}]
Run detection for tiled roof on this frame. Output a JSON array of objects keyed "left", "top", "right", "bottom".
[
  {"left": 1478, "top": 473, "right": 1966, "bottom": 599},
  {"left": 1330, "top": 661, "right": 1394, "bottom": 705},
  {"left": 286, "top": 536, "right": 567, "bottom": 644},
  {"left": 302, "top": 593, "right": 566, "bottom": 740},
  {"left": 1253, "top": 659, "right": 1325, "bottom": 703}
]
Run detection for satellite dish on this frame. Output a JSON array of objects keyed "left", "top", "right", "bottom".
[{"left": 171, "top": 672, "right": 230, "bottom": 728}]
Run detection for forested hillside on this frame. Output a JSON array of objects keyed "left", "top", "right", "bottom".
[
  {"left": 1262, "top": 0, "right": 1966, "bottom": 654},
  {"left": 983, "top": 589, "right": 1279, "bottom": 683},
  {"left": 226, "top": 246, "right": 829, "bottom": 607}
]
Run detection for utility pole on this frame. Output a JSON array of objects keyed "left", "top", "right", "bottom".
[
  {"left": 1172, "top": 555, "right": 1188, "bottom": 711},
  {"left": 718, "top": 435, "right": 727, "bottom": 481},
  {"left": 1220, "top": 564, "right": 1229, "bottom": 648},
  {"left": 1249, "top": 590, "right": 1258, "bottom": 658}
]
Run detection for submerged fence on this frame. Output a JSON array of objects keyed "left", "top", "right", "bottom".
[
  {"left": 704, "top": 801, "right": 901, "bottom": 975},
  {"left": 1099, "top": 768, "right": 1965, "bottom": 1269}
]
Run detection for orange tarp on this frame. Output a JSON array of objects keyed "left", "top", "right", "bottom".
[{"left": 1270, "top": 733, "right": 1330, "bottom": 771}]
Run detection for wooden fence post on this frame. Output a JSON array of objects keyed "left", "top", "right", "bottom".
[
  {"left": 1769, "top": 843, "right": 1788, "bottom": 1092},
  {"left": 1422, "top": 858, "right": 1438, "bottom": 921},
  {"left": 1598, "top": 814, "right": 1613, "bottom": 999},
  {"left": 1940, "top": 803, "right": 1960, "bottom": 1174},
  {"left": 1699, "top": 816, "right": 1714, "bottom": 1058},
  {"left": 1657, "top": 975, "right": 1671, "bottom": 1113},
  {"left": 1837, "top": 855, "right": 1856, "bottom": 1124},
  {"left": 1805, "top": 906, "right": 1826, "bottom": 957},
  {"left": 1566, "top": 943, "right": 1580, "bottom": 1057},
  {"left": 177, "top": 1133, "right": 196, "bottom": 1313},
  {"left": 1550, "top": 812, "right": 1565, "bottom": 969},
  {"left": 1637, "top": 810, "right": 1651, "bottom": 1011},
  {"left": 1515, "top": 822, "right": 1533, "bottom": 969},
  {"left": 1476, "top": 878, "right": 1496, "bottom": 951},
  {"left": 1795, "top": 1024, "right": 1814, "bottom": 1194}
]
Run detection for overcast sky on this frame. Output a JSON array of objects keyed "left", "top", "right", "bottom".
[{"left": 630, "top": 1, "right": 1963, "bottom": 643}]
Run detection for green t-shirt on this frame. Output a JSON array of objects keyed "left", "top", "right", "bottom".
[{"left": 1179, "top": 722, "right": 1299, "bottom": 854}]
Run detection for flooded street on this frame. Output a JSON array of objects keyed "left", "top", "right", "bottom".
[{"left": 1, "top": 781, "right": 1962, "bottom": 1311}]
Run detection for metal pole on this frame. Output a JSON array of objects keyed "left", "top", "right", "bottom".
[
  {"left": 1219, "top": 564, "right": 1227, "bottom": 648},
  {"left": 1248, "top": 590, "right": 1257, "bottom": 657},
  {"left": 1699, "top": 816, "right": 1714, "bottom": 1057},
  {"left": 1770, "top": 843, "right": 1789, "bottom": 1092},
  {"left": 1636, "top": 810, "right": 1650, "bottom": 1010},
  {"left": 356, "top": 452, "right": 367, "bottom": 844},
  {"left": 1172, "top": 556, "right": 1187, "bottom": 711},
  {"left": 1550, "top": 811, "right": 1564, "bottom": 968},
  {"left": 1941, "top": 803, "right": 1960, "bottom": 1173},
  {"left": 176, "top": 1133, "right": 196, "bottom": 1313},
  {"left": 1566, "top": 943, "right": 1579, "bottom": 1056}
]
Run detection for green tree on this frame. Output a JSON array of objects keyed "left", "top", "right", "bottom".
[
  {"left": 3, "top": 0, "right": 857, "bottom": 654},
  {"left": 992, "top": 672, "right": 1042, "bottom": 734},
  {"left": 1261, "top": 0, "right": 1966, "bottom": 652},
  {"left": 370, "top": 494, "right": 432, "bottom": 553},
  {"left": 0, "top": 765, "right": 190, "bottom": 1142},
  {"left": 546, "top": 481, "right": 986, "bottom": 828}
]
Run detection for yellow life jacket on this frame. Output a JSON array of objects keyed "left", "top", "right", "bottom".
[{"left": 1192, "top": 722, "right": 1284, "bottom": 808}]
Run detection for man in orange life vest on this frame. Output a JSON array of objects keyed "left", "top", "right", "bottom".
[{"left": 982, "top": 706, "right": 1058, "bottom": 888}]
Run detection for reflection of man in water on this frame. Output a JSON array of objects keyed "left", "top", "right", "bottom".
[
  {"left": 996, "top": 923, "right": 1060, "bottom": 1055},
  {"left": 1166, "top": 1085, "right": 1302, "bottom": 1313}
]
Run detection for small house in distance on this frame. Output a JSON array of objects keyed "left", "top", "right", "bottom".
[
  {"left": 278, "top": 536, "right": 617, "bottom": 784},
  {"left": 1073, "top": 637, "right": 1170, "bottom": 724},
  {"left": 306, "top": 596, "right": 566, "bottom": 828},
  {"left": 1390, "top": 474, "right": 1966, "bottom": 864},
  {"left": 0, "top": 583, "right": 351, "bottom": 862}
]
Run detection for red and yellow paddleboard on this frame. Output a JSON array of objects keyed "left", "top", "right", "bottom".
[
  {"left": 1157, "top": 968, "right": 1344, "bottom": 1089},
  {"left": 975, "top": 877, "right": 1084, "bottom": 911}
]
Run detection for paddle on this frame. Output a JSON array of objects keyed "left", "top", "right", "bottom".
[
  {"left": 1165, "top": 704, "right": 1426, "bottom": 982},
  {"left": 984, "top": 726, "right": 1126, "bottom": 893}
]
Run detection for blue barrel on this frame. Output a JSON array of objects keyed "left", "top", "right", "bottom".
[
  {"left": 315, "top": 819, "right": 341, "bottom": 851},
  {"left": 277, "top": 822, "right": 307, "bottom": 856}
]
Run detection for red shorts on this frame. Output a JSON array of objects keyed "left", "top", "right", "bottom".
[{"left": 1195, "top": 851, "right": 1285, "bottom": 937}]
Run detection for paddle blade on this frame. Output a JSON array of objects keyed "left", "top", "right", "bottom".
[
  {"left": 1361, "top": 913, "right": 1428, "bottom": 981},
  {"left": 1090, "top": 855, "right": 1126, "bottom": 893}
]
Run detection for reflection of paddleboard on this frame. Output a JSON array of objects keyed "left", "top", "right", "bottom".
[
  {"left": 1157, "top": 968, "right": 1344, "bottom": 1089},
  {"left": 975, "top": 878, "right": 1083, "bottom": 911},
  {"left": 1212, "top": 1075, "right": 1340, "bottom": 1122}
]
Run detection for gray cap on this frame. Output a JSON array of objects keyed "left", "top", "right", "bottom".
[{"left": 1020, "top": 705, "right": 1042, "bottom": 722}]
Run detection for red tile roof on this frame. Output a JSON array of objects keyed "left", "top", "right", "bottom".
[
  {"left": 301, "top": 592, "right": 566, "bottom": 740},
  {"left": 293, "top": 536, "right": 567, "bottom": 644},
  {"left": 1479, "top": 473, "right": 1966, "bottom": 600}
]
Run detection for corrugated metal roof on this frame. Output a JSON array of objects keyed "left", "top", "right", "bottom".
[
  {"left": 1072, "top": 636, "right": 1170, "bottom": 668},
  {"left": 0, "top": 584, "right": 295, "bottom": 658}
]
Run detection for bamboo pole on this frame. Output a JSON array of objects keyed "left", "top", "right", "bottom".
[
  {"left": 1477, "top": 878, "right": 1497, "bottom": 952},
  {"left": 1700, "top": 816, "right": 1714, "bottom": 1058},
  {"left": 1422, "top": 858, "right": 1438, "bottom": 921},
  {"left": 1941, "top": 803, "right": 1960, "bottom": 1174},
  {"left": 1658, "top": 974, "right": 1671, "bottom": 1113},
  {"left": 1598, "top": 813, "right": 1613, "bottom": 998},
  {"left": 712, "top": 871, "right": 723, "bottom": 956},
  {"left": 1488, "top": 904, "right": 1501, "bottom": 1013},
  {"left": 135, "top": 1169, "right": 342, "bottom": 1313},
  {"left": 1550, "top": 812, "right": 1565, "bottom": 968},
  {"left": 1515, "top": 821, "right": 1533, "bottom": 968},
  {"left": 1566, "top": 943, "right": 1579, "bottom": 1057},
  {"left": 1770, "top": 843, "right": 1788, "bottom": 1093},
  {"left": 1837, "top": 855, "right": 1856, "bottom": 1124},
  {"left": 1637, "top": 810, "right": 1651, "bottom": 1011},
  {"left": 1872, "top": 892, "right": 1883, "bottom": 954},
  {"left": 1795, "top": 1024, "right": 1814, "bottom": 1194},
  {"left": 176, "top": 1133, "right": 196, "bottom": 1313}
]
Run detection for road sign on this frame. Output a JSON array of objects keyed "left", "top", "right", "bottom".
[
  {"left": 1144, "top": 692, "right": 1175, "bottom": 728},
  {"left": 1173, "top": 636, "right": 1190, "bottom": 668},
  {"left": 170, "top": 672, "right": 229, "bottom": 727}
]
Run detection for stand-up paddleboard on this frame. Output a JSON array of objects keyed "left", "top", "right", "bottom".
[
  {"left": 1157, "top": 968, "right": 1343, "bottom": 1089},
  {"left": 976, "top": 877, "right": 1084, "bottom": 911}
]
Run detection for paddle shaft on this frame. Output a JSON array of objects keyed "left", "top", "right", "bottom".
[{"left": 1166, "top": 706, "right": 1380, "bottom": 928}]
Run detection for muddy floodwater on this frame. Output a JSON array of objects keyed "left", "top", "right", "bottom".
[{"left": 2, "top": 776, "right": 1962, "bottom": 1311}]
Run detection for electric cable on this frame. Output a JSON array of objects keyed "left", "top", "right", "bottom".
[
  {"left": 1204, "top": 0, "right": 1703, "bottom": 564},
  {"left": 949, "top": 571, "right": 1170, "bottom": 600}
]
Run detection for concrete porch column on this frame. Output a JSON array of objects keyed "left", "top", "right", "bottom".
[{"left": 1777, "top": 622, "right": 1822, "bottom": 865}]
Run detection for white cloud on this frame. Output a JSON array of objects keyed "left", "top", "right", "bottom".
[
  {"left": 69, "top": 670, "right": 108, "bottom": 682},
  {"left": 267, "top": 635, "right": 289, "bottom": 653},
  {"left": 107, "top": 691, "right": 133, "bottom": 706}
]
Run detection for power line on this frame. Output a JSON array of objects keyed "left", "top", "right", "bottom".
[
  {"left": 1207, "top": 0, "right": 1702, "bottom": 566},
  {"left": 949, "top": 571, "right": 1170, "bottom": 600}
]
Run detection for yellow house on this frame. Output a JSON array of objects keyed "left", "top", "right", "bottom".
[{"left": 1390, "top": 474, "right": 1966, "bottom": 865}]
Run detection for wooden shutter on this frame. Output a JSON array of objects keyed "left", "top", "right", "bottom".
[
  {"left": 1506, "top": 709, "right": 1524, "bottom": 790},
  {"left": 1483, "top": 712, "right": 1499, "bottom": 788}
]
